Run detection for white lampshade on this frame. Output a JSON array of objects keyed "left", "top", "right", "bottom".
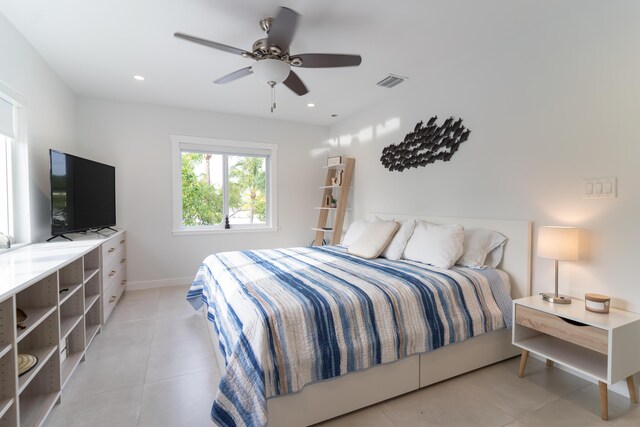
[
  {"left": 252, "top": 59, "right": 290, "bottom": 84},
  {"left": 537, "top": 226, "right": 579, "bottom": 261}
]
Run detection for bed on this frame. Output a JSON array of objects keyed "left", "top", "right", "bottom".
[{"left": 188, "top": 214, "right": 531, "bottom": 427}]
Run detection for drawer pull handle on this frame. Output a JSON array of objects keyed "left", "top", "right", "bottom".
[
  {"left": 109, "top": 296, "right": 117, "bottom": 303},
  {"left": 121, "top": 280, "right": 127, "bottom": 286},
  {"left": 120, "top": 240, "right": 125, "bottom": 244},
  {"left": 109, "top": 270, "right": 116, "bottom": 277},
  {"left": 120, "top": 258, "right": 126, "bottom": 264},
  {"left": 108, "top": 248, "right": 116, "bottom": 253}
]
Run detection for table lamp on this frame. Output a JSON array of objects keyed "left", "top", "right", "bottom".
[{"left": 537, "top": 226, "right": 579, "bottom": 304}]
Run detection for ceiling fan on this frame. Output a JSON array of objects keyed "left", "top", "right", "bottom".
[{"left": 174, "top": 6, "right": 362, "bottom": 112}]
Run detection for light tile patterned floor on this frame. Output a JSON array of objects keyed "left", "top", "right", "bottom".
[{"left": 45, "top": 286, "right": 640, "bottom": 427}]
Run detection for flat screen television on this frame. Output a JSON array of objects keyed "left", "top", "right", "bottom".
[{"left": 49, "top": 149, "right": 116, "bottom": 236}]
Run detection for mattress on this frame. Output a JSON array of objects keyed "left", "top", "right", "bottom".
[{"left": 187, "top": 245, "right": 512, "bottom": 427}]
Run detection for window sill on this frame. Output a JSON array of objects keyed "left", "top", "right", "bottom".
[{"left": 172, "top": 226, "right": 280, "bottom": 236}]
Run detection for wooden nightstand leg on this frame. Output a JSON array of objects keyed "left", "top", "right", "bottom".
[
  {"left": 545, "top": 359, "right": 554, "bottom": 368},
  {"left": 518, "top": 350, "right": 529, "bottom": 378},
  {"left": 627, "top": 376, "right": 638, "bottom": 404},
  {"left": 599, "top": 381, "right": 608, "bottom": 421}
]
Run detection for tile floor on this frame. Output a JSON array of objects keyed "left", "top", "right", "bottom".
[{"left": 45, "top": 286, "right": 640, "bottom": 427}]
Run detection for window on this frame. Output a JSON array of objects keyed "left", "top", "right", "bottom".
[
  {"left": 171, "top": 135, "right": 278, "bottom": 234},
  {"left": 0, "top": 82, "right": 29, "bottom": 249}
]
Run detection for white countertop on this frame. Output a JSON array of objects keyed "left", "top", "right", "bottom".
[{"left": 0, "top": 231, "right": 122, "bottom": 301}]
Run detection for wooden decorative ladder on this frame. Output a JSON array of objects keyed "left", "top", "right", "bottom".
[{"left": 313, "top": 157, "right": 355, "bottom": 245}]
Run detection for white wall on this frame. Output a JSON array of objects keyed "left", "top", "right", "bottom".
[
  {"left": 75, "top": 97, "right": 327, "bottom": 287},
  {"left": 325, "top": 3, "right": 640, "bottom": 312},
  {"left": 0, "top": 12, "right": 77, "bottom": 242}
]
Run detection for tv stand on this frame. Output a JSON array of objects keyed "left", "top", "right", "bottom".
[
  {"left": 46, "top": 234, "right": 73, "bottom": 242},
  {"left": 96, "top": 226, "right": 118, "bottom": 233}
]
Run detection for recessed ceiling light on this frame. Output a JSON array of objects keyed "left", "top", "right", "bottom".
[
  {"left": 307, "top": 103, "right": 316, "bottom": 108},
  {"left": 133, "top": 75, "right": 145, "bottom": 81}
]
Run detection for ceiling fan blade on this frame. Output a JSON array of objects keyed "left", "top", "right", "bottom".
[
  {"left": 292, "top": 54, "right": 362, "bottom": 68},
  {"left": 282, "top": 71, "right": 308, "bottom": 96},
  {"left": 214, "top": 67, "right": 253, "bottom": 84},
  {"left": 267, "top": 7, "right": 299, "bottom": 53},
  {"left": 174, "top": 32, "right": 249, "bottom": 57}
]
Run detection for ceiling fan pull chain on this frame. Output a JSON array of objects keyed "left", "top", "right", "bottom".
[{"left": 269, "top": 81, "right": 276, "bottom": 113}]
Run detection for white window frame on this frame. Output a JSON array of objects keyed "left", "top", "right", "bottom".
[
  {"left": 171, "top": 135, "right": 278, "bottom": 235},
  {"left": 0, "top": 81, "right": 30, "bottom": 252}
]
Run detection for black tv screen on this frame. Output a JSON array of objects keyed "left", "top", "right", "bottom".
[{"left": 50, "top": 150, "right": 116, "bottom": 235}]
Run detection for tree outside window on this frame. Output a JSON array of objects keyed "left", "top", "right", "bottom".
[{"left": 181, "top": 152, "right": 267, "bottom": 227}]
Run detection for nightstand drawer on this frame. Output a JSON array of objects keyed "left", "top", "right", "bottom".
[{"left": 515, "top": 305, "right": 608, "bottom": 355}]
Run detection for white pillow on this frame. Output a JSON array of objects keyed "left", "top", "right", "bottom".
[
  {"left": 457, "top": 229, "right": 508, "bottom": 269},
  {"left": 348, "top": 220, "right": 400, "bottom": 259},
  {"left": 403, "top": 223, "right": 464, "bottom": 269},
  {"left": 342, "top": 219, "right": 370, "bottom": 246},
  {"left": 382, "top": 219, "right": 417, "bottom": 260},
  {"left": 484, "top": 244, "right": 506, "bottom": 268}
]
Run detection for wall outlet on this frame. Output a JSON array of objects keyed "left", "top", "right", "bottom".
[{"left": 583, "top": 177, "right": 616, "bottom": 199}]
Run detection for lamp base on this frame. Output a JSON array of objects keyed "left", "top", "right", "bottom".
[{"left": 541, "top": 293, "right": 572, "bottom": 304}]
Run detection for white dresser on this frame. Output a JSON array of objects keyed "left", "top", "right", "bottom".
[
  {"left": 100, "top": 231, "right": 127, "bottom": 323},
  {"left": 0, "top": 229, "right": 127, "bottom": 426}
]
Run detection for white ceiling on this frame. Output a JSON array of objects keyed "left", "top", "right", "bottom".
[{"left": 0, "top": 0, "right": 571, "bottom": 126}]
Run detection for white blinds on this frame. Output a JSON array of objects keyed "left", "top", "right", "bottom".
[{"left": 0, "top": 98, "right": 14, "bottom": 139}]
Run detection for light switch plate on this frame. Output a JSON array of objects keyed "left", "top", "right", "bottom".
[{"left": 583, "top": 177, "right": 616, "bottom": 198}]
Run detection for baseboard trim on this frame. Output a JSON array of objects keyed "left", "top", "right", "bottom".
[{"left": 126, "top": 276, "right": 192, "bottom": 291}]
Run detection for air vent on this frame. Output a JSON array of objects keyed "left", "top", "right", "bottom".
[{"left": 376, "top": 74, "right": 407, "bottom": 88}]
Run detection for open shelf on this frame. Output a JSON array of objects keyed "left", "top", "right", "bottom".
[
  {"left": 19, "top": 390, "right": 59, "bottom": 427},
  {"left": 61, "top": 351, "right": 84, "bottom": 389},
  {"left": 84, "top": 268, "right": 99, "bottom": 283},
  {"left": 60, "top": 315, "right": 83, "bottom": 341},
  {"left": 17, "top": 345, "right": 57, "bottom": 394},
  {"left": 311, "top": 228, "right": 334, "bottom": 233},
  {"left": 85, "top": 324, "right": 100, "bottom": 347},
  {"left": 322, "top": 163, "right": 345, "bottom": 169},
  {"left": 16, "top": 306, "right": 57, "bottom": 343},
  {"left": 515, "top": 334, "right": 608, "bottom": 381},
  {"left": 84, "top": 294, "right": 100, "bottom": 314},
  {"left": 0, "top": 398, "right": 14, "bottom": 419},
  {"left": 59, "top": 258, "right": 83, "bottom": 290},
  {"left": 59, "top": 283, "right": 82, "bottom": 305}
]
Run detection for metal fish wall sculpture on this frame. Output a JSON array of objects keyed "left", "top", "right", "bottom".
[{"left": 380, "top": 116, "right": 470, "bottom": 172}]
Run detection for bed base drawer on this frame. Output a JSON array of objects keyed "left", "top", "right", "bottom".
[{"left": 515, "top": 305, "right": 608, "bottom": 355}]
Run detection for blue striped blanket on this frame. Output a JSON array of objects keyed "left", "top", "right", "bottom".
[{"left": 187, "top": 245, "right": 512, "bottom": 427}]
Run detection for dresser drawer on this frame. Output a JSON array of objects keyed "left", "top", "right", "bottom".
[
  {"left": 515, "top": 305, "right": 608, "bottom": 354},
  {"left": 101, "top": 232, "right": 126, "bottom": 267},
  {"left": 102, "top": 251, "right": 127, "bottom": 286},
  {"left": 103, "top": 269, "right": 126, "bottom": 322}
]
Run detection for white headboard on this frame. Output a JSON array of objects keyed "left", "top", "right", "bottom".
[{"left": 368, "top": 213, "right": 532, "bottom": 299}]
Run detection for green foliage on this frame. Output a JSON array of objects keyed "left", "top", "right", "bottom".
[
  {"left": 229, "top": 156, "right": 266, "bottom": 223},
  {"left": 181, "top": 153, "right": 223, "bottom": 226},
  {"left": 181, "top": 153, "right": 267, "bottom": 226}
]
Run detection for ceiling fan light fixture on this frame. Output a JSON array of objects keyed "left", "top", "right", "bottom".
[{"left": 252, "top": 58, "right": 290, "bottom": 84}]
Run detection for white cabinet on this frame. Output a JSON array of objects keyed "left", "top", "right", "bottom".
[
  {"left": 0, "top": 230, "right": 127, "bottom": 426},
  {"left": 101, "top": 231, "right": 127, "bottom": 323}
]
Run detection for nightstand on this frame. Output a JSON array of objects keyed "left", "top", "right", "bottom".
[{"left": 512, "top": 296, "right": 640, "bottom": 420}]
